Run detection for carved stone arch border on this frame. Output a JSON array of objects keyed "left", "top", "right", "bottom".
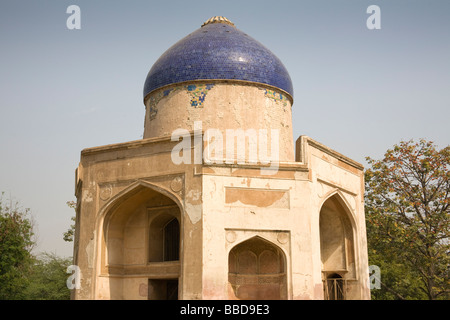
[
  {"left": 319, "top": 189, "right": 358, "bottom": 234},
  {"left": 97, "top": 176, "right": 185, "bottom": 220},
  {"left": 92, "top": 179, "right": 185, "bottom": 299},
  {"left": 224, "top": 229, "right": 292, "bottom": 299}
]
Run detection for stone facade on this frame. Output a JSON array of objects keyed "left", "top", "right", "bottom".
[
  {"left": 72, "top": 134, "right": 370, "bottom": 300},
  {"left": 72, "top": 16, "right": 370, "bottom": 300}
]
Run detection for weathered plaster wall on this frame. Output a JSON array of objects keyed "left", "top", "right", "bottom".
[
  {"left": 200, "top": 164, "right": 314, "bottom": 300},
  {"left": 73, "top": 136, "right": 202, "bottom": 299},
  {"left": 73, "top": 132, "right": 369, "bottom": 300},
  {"left": 199, "top": 136, "right": 369, "bottom": 300},
  {"left": 143, "top": 82, "right": 294, "bottom": 162},
  {"left": 299, "top": 136, "right": 370, "bottom": 300}
]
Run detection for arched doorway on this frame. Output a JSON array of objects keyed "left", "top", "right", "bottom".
[
  {"left": 228, "top": 236, "right": 287, "bottom": 300},
  {"left": 324, "top": 273, "right": 345, "bottom": 300}
]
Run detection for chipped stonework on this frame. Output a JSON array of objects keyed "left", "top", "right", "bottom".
[{"left": 148, "top": 87, "right": 179, "bottom": 120}]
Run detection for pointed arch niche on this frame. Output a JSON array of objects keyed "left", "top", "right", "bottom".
[
  {"left": 228, "top": 236, "right": 287, "bottom": 300},
  {"left": 319, "top": 192, "right": 357, "bottom": 300},
  {"left": 99, "top": 183, "right": 182, "bottom": 299}
]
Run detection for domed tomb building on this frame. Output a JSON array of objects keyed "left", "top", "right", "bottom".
[{"left": 72, "top": 16, "right": 370, "bottom": 300}]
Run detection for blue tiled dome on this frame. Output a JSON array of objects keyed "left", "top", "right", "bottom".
[{"left": 143, "top": 17, "right": 293, "bottom": 100}]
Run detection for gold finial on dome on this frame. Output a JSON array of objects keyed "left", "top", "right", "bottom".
[{"left": 201, "top": 16, "right": 235, "bottom": 27}]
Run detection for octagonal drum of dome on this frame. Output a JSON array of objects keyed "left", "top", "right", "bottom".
[{"left": 142, "top": 17, "right": 295, "bottom": 162}]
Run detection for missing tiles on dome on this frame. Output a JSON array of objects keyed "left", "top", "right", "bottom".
[{"left": 148, "top": 87, "right": 178, "bottom": 120}]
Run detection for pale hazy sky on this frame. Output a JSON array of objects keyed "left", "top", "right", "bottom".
[{"left": 0, "top": 0, "right": 449, "bottom": 258}]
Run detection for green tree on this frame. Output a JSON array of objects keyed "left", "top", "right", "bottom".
[
  {"left": 365, "top": 139, "right": 449, "bottom": 300},
  {"left": 63, "top": 201, "right": 76, "bottom": 242},
  {"left": 22, "top": 252, "right": 72, "bottom": 300},
  {"left": 0, "top": 193, "right": 35, "bottom": 299},
  {"left": 368, "top": 242, "right": 427, "bottom": 299}
]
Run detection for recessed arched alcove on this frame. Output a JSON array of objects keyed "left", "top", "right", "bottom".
[
  {"left": 319, "top": 193, "right": 356, "bottom": 300},
  {"left": 100, "top": 184, "right": 182, "bottom": 299},
  {"left": 228, "top": 236, "right": 287, "bottom": 300}
]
